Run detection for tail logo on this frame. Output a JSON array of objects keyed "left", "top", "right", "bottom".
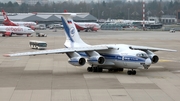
[
  {"left": 70, "top": 27, "right": 75, "bottom": 37},
  {"left": 3, "top": 12, "right": 7, "bottom": 20}
]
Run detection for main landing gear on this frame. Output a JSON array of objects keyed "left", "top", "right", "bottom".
[
  {"left": 87, "top": 66, "right": 103, "bottom": 72},
  {"left": 87, "top": 65, "right": 124, "bottom": 73},
  {"left": 127, "top": 69, "right": 136, "bottom": 75}
]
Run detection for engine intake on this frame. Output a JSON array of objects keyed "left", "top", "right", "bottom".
[
  {"left": 68, "top": 57, "right": 86, "bottom": 66},
  {"left": 151, "top": 55, "right": 159, "bottom": 64},
  {"left": 87, "top": 56, "right": 105, "bottom": 65},
  {"left": 146, "top": 50, "right": 159, "bottom": 64}
]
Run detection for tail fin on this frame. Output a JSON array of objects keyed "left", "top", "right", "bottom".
[
  {"left": 2, "top": 10, "right": 16, "bottom": 26},
  {"left": 2, "top": 10, "right": 11, "bottom": 22},
  {"left": 61, "top": 15, "right": 89, "bottom": 48}
]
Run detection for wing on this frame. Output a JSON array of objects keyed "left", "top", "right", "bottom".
[
  {"left": 129, "top": 45, "right": 177, "bottom": 52},
  {"left": 4, "top": 46, "right": 109, "bottom": 57}
]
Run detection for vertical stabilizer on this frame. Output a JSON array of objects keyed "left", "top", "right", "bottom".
[
  {"left": 61, "top": 15, "right": 89, "bottom": 48},
  {"left": 2, "top": 10, "right": 16, "bottom": 26},
  {"left": 2, "top": 10, "right": 10, "bottom": 21}
]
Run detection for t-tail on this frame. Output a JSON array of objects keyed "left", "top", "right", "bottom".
[{"left": 61, "top": 15, "right": 89, "bottom": 48}]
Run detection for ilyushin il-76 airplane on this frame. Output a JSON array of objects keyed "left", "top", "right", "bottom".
[
  {"left": 0, "top": 26, "right": 34, "bottom": 37},
  {"left": 3, "top": 13, "right": 176, "bottom": 75},
  {"left": 2, "top": 10, "right": 37, "bottom": 30}
]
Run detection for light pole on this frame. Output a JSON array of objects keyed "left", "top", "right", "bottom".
[
  {"left": 91, "top": 8, "right": 94, "bottom": 15},
  {"left": 54, "top": 8, "right": 56, "bottom": 13},
  {"left": 28, "top": 8, "right": 29, "bottom": 13},
  {"left": 128, "top": 8, "right": 130, "bottom": 20},
  {"left": 109, "top": 8, "right": 111, "bottom": 19}
]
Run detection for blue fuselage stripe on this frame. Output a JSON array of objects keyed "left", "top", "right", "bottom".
[{"left": 78, "top": 52, "right": 145, "bottom": 62}]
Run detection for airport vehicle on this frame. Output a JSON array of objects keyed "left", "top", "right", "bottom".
[
  {"left": 29, "top": 40, "right": 47, "bottom": 50},
  {"left": 36, "top": 24, "right": 46, "bottom": 30},
  {"left": 49, "top": 24, "right": 63, "bottom": 29},
  {"left": 170, "top": 28, "right": 175, "bottom": 33},
  {"left": 75, "top": 22, "right": 100, "bottom": 32},
  {"left": 36, "top": 32, "right": 47, "bottom": 37},
  {"left": 0, "top": 26, "right": 34, "bottom": 37},
  {"left": 2, "top": 10, "right": 37, "bottom": 30},
  {"left": 4, "top": 14, "right": 176, "bottom": 75}
]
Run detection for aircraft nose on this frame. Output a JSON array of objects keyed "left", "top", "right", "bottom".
[{"left": 145, "top": 58, "right": 152, "bottom": 65}]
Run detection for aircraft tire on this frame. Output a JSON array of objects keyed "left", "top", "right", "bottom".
[
  {"left": 87, "top": 67, "right": 92, "bottom": 72},
  {"left": 127, "top": 71, "right": 132, "bottom": 75},
  {"left": 118, "top": 68, "right": 124, "bottom": 72},
  {"left": 97, "top": 68, "right": 102, "bottom": 72},
  {"left": 132, "top": 71, "right": 136, "bottom": 75},
  {"left": 92, "top": 67, "right": 97, "bottom": 72}
]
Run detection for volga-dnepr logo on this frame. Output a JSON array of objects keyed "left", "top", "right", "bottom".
[{"left": 70, "top": 27, "right": 75, "bottom": 37}]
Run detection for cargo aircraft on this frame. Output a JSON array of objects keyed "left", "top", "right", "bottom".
[
  {"left": 0, "top": 26, "right": 34, "bottom": 37},
  {"left": 2, "top": 10, "right": 37, "bottom": 30},
  {"left": 3, "top": 13, "right": 176, "bottom": 75}
]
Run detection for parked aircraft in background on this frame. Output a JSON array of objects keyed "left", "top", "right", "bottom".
[
  {"left": 75, "top": 22, "right": 100, "bottom": 32},
  {"left": 4, "top": 13, "right": 176, "bottom": 75},
  {"left": 63, "top": 10, "right": 100, "bottom": 32},
  {"left": 2, "top": 10, "right": 37, "bottom": 30},
  {"left": 0, "top": 26, "right": 34, "bottom": 37}
]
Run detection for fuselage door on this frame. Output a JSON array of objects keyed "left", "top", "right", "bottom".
[{"left": 122, "top": 56, "right": 127, "bottom": 66}]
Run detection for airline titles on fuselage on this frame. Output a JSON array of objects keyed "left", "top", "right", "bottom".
[{"left": 6, "top": 27, "right": 23, "bottom": 32}]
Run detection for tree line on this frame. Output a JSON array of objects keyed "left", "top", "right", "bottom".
[{"left": 0, "top": 0, "right": 180, "bottom": 20}]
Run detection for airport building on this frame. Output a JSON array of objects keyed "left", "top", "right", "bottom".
[
  {"left": 177, "top": 10, "right": 180, "bottom": 23},
  {"left": 0, "top": 12, "right": 98, "bottom": 25},
  {"left": 148, "top": 15, "right": 177, "bottom": 24}
]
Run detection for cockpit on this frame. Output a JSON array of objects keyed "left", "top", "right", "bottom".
[{"left": 136, "top": 53, "right": 148, "bottom": 59}]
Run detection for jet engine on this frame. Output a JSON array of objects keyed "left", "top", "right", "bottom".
[
  {"left": 68, "top": 57, "right": 86, "bottom": 66},
  {"left": 87, "top": 56, "right": 105, "bottom": 65},
  {"left": 146, "top": 50, "right": 159, "bottom": 64}
]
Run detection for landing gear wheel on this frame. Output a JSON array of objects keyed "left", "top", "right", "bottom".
[
  {"left": 127, "top": 71, "right": 132, "bottom": 75},
  {"left": 2, "top": 34, "right": 5, "bottom": 37},
  {"left": 132, "top": 70, "right": 136, "bottom": 75},
  {"left": 118, "top": 68, "right": 124, "bottom": 72},
  {"left": 87, "top": 67, "right": 92, "bottom": 72},
  {"left": 97, "top": 68, "right": 102, "bottom": 72},
  {"left": 127, "top": 70, "right": 136, "bottom": 75}
]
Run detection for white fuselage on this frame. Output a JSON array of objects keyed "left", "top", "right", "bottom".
[
  {"left": 75, "top": 22, "right": 100, "bottom": 29},
  {"left": 12, "top": 21, "right": 37, "bottom": 27},
  {"left": 0, "top": 26, "right": 35, "bottom": 34}
]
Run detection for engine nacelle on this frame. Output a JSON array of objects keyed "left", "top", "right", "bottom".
[
  {"left": 87, "top": 56, "right": 105, "bottom": 65},
  {"left": 146, "top": 50, "right": 159, "bottom": 64},
  {"left": 68, "top": 57, "right": 86, "bottom": 66},
  {"left": 149, "top": 55, "right": 159, "bottom": 64}
]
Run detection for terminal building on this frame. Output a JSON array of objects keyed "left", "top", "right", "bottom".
[
  {"left": 177, "top": 10, "right": 180, "bottom": 23},
  {"left": 0, "top": 12, "right": 98, "bottom": 25},
  {"left": 148, "top": 15, "right": 177, "bottom": 24}
]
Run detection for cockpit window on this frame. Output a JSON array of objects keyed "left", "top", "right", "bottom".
[{"left": 136, "top": 53, "right": 148, "bottom": 59}]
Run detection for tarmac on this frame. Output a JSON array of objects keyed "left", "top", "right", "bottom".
[{"left": 0, "top": 29, "right": 180, "bottom": 101}]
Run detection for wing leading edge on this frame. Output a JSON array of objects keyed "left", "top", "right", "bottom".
[
  {"left": 4, "top": 46, "right": 109, "bottom": 57},
  {"left": 129, "top": 45, "right": 177, "bottom": 52}
]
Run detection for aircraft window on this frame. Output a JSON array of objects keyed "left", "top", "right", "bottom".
[{"left": 136, "top": 53, "right": 148, "bottom": 59}]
